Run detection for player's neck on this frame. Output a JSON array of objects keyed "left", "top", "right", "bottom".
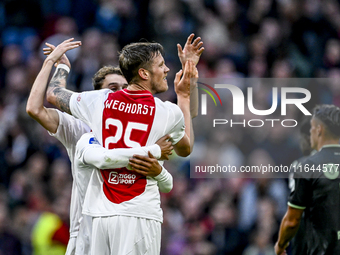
[
  {"left": 317, "top": 138, "right": 340, "bottom": 151},
  {"left": 127, "top": 82, "right": 153, "bottom": 94}
]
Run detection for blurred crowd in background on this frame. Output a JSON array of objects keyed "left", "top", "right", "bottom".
[{"left": 0, "top": 0, "right": 340, "bottom": 254}]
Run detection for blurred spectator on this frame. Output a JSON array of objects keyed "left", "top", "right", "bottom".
[
  {"left": 40, "top": 16, "right": 80, "bottom": 63},
  {"left": 208, "top": 201, "right": 246, "bottom": 255},
  {"left": 238, "top": 149, "right": 288, "bottom": 232},
  {"left": 242, "top": 230, "right": 275, "bottom": 255},
  {"left": 72, "top": 27, "right": 103, "bottom": 91},
  {"left": 0, "top": 197, "right": 22, "bottom": 255},
  {"left": 30, "top": 185, "right": 69, "bottom": 255},
  {"left": 100, "top": 35, "right": 120, "bottom": 66},
  {"left": 323, "top": 38, "right": 340, "bottom": 69},
  {"left": 48, "top": 158, "right": 72, "bottom": 200}
]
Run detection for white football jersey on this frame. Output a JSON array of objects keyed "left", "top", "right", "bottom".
[
  {"left": 48, "top": 110, "right": 91, "bottom": 238},
  {"left": 70, "top": 89, "right": 185, "bottom": 222}
]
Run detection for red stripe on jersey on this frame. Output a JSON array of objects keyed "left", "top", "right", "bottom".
[{"left": 101, "top": 90, "right": 156, "bottom": 204}]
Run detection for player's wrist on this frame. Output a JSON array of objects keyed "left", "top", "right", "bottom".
[
  {"left": 153, "top": 166, "right": 165, "bottom": 180},
  {"left": 277, "top": 240, "right": 288, "bottom": 250},
  {"left": 45, "top": 58, "right": 55, "bottom": 66},
  {"left": 154, "top": 165, "right": 162, "bottom": 177},
  {"left": 150, "top": 144, "right": 161, "bottom": 159},
  {"left": 177, "top": 94, "right": 190, "bottom": 102}
]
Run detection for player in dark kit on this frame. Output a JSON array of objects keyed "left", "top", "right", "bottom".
[
  {"left": 288, "top": 116, "right": 312, "bottom": 255},
  {"left": 275, "top": 104, "right": 340, "bottom": 255}
]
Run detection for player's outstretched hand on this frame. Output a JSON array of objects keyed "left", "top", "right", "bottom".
[
  {"left": 129, "top": 152, "right": 162, "bottom": 177},
  {"left": 174, "top": 60, "right": 196, "bottom": 98},
  {"left": 44, "top": 38, "right": 81, "bottom": 67},
  {"left": 177, "top": 33, "right": 204, "bottom": 67},
  {"left": 274, "top": 242, "right": 288, "bottom": 255},
  {"left": 43, "top": 42, "right": 71, "bottom": 68},
  {"left": 156, "top": 135, "right": 173, "bottom": 160}
]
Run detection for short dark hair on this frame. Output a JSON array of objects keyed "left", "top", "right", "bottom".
[
  {"left": 300, "top": 115, "right": 312, "bottom": 137},
  {"left": 92, "top": 66, "right": 124, "bottom": 90},
  {"left": 313, "top": 104, "right": 340, "bottom": 137},
  {"left": 299, "top": 116, "right": 312, "bottom": 155},
  {"left": 119, "top": 42, "right": 164, "bottom": 84}
]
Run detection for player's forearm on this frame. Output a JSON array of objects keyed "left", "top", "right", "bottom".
[
  {"left": 154, "top": 167, "right": 173, "bottom": 193},
  {"left": 189, "top": 84, "right": 197, "bottom": 146},
  {"left": 26, "top": 59, "right": 59, "bottom": 133},
  {"left": 46, "top": 66, "right": 73, "bottom": 114},
  {"left": 176, "top": 96, "right": 193, "bottom": 155},
  {"left": 27, "top": 59, "right": 54, "bottom": 116},
  {"left": 276, "top": 213, "right": 300, "bottom": 251},
  {"left": 190, "top": 83, "right": 198, "bottom": 118},
  {"left": 82, "top": 145, "right": 161, "bottom": 169}
]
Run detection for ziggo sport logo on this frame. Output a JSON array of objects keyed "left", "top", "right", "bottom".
[{"left": 198, "top": 83, "right": 311, "bottom": 128}]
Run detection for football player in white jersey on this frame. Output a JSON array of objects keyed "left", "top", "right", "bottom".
[
  {"left": 44, "top": 35, "right": 203, "bottom": 254},
  {"left": 73, "top": 131, "right": 174, "bottom": 254},
  {"left": 26, "top": 39, "right": 175, "bottom": 255}
]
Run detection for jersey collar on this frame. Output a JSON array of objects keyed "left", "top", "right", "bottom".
[
  {"left": 122, "top": 89, "right": 153, "bottom": 96},
  {"left": 320, "top": 144, "right": 340, "bottom": 151}
]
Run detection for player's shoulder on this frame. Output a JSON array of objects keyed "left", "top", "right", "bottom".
[
  {"left": 305, "top": 149, "right": 331, "bottom": 164},
  {"left": 297, "top": 149, "right": 322, "bottom": 164},
  {"left": 294, "top": 152, "right": 327, "bottom": 179},
  {"left": 75, "top": 88, "right": 111, "bottom": 101},
  {"left": 106, "top": 89, "right": 126, "bottom": 97},
  {"left": 56, "top": 108, "right": 76, "bottom": 121},
  {"left": 318, "top": 145, "right": 340, "bottom": 155},
  {"left": 290, "top": 155, "right": 309, "bottom": 170},
  {"left": 56, "top": 109, "right": 89, "bottom": 128},
  {"left": 297, "top": 155, "right": 318, "bottom": 174},
  {"left": 55, "top": 109, "right": 78, "bottom": 126},
  {"left": 84, "top": 88, "right": 111, "bottom": 95},
  {"left": 155, "top": 98, "right": 183, "bottom": 116}
]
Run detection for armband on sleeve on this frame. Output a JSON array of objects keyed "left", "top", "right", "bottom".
[{"left": 56, "top": 64, "right": 70, "bottom": 73}]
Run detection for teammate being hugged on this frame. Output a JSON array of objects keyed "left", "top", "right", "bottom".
[
  {"left": 45, "top": 35, "right": 203, "bottom": 254},
  {"left": 27, "top": 38, "right": 179, "bottom": 255},
  {"left": 275, "top": 104, "right": 340, "bottom": 255}
]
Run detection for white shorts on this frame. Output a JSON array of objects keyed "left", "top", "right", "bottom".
[
  {"left": 75, "top": 215, "right": 92, "bottom": 255},
  {"left": 91, "top": 215, "right": 161, "bottom": 255},
  {"left": 65, "top": 236, "right": 76, "bottom": 255}
]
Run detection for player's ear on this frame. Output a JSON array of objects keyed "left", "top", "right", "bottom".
[
  {"left": 317, "top": 124, "right": 323, "bottom": 137},
  {"left": 138, "top": 68, "right": 149, "bottom": 80}
]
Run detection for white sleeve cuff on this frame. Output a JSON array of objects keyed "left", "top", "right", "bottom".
[
  {"left": 153, "top": 166, "right": 173, "bottom": 193},
  {"left": 149, "top": 144, "right": 161, "bottom": 159},
  {"left": 153, "top": 166, "right": 167, "bottom": 181}
]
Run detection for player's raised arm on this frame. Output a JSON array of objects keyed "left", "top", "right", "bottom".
[
  {"left": 45, "top": 39, "right": 81, "bottom": 114},
  {"left": 26, "top": 38, "right": 80, "bottom": 133},
  {"left": 177, "top": 34, "right": 203, "bottom": 119},
  {"left": 190, "top": 70, "right": 199, "bottom": 119},
  {"left": 173, "top": 60, "right": 196, "bottom": 156}
]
